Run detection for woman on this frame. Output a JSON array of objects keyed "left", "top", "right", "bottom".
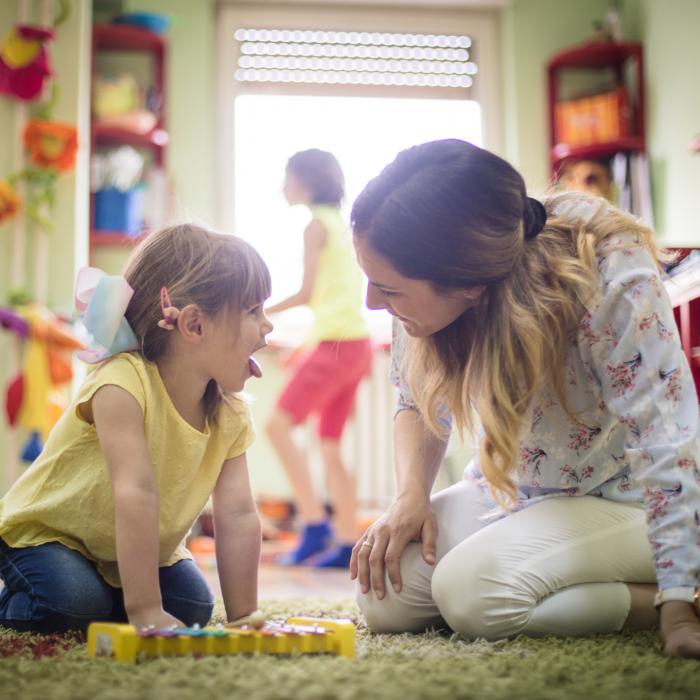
[{"left": 349, "top": 139, "right": 700, "bottom": 658}]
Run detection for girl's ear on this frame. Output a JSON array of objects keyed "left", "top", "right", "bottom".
[{"left": 177, "top": 304, "right": 204, "bottom": 343}]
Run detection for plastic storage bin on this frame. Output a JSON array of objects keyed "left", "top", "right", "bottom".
[
  {"left": 112, "top": 13, "right": 171, "bottom": 34},
  {"left": 94, "top": 187, "right": 144, "bottom": 236}
]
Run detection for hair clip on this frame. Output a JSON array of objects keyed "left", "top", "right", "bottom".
[{"left": 157, "top": 286, "right": 180, "bottom": 330}]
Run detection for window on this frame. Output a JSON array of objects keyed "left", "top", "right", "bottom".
[{"left": 217, "top": 2, "right": 501, "bottom": 342}]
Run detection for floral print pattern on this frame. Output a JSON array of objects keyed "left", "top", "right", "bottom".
[
  {"left": 568, "top": 422, "right": 602, "bottom": 453},
  {"left": 606, "top": 351, "right": 643, "bottom": 397},
  {"left": 560, "top": 464, "right": 595, "bottom": 487},
  {"left": 391, "top": 232, "right": 700, "bottom": 591},
  {"left": 660, "top": 368, "right": 682, "bottom": 404}
]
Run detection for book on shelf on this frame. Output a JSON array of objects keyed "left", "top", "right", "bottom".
[
  {"left": 611, "top": 152, "right": 630, "bottom": 212},
  {"left": 629, "top": 152, "right": 653, "bottom": 229},
  {"left": 608, "top": 151, "right": 653, "bottom": 229}
]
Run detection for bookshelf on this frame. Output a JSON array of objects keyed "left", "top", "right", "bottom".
[
  {"left": 90, "top": 24, "right": 168, "bottom": 251},
  {"left": 547, "top": 41, "right": 652, "bottom": 225},
  {"left": 665, "top": 261, "right": 700, "bottom": 400},
  {"left": 547, "top": 41, "right": 645, "bottom": 170}
]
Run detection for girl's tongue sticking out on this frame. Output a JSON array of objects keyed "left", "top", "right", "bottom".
[{"left": 248, "top": 356, "right": 262, "bottom": 378}]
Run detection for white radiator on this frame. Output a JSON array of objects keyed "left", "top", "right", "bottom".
[
  {"left": 341, "top": 346, "right": 396, "bottom": 512},
  {"left": 340, "top": 346, "right": 473, "bottom": 510}
]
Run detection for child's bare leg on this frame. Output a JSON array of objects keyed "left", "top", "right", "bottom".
[
  {"left": 320, "top": 438, "right": 357, "bottom": 542},
  {"left": 623, "top": 583, "right": 659, "bottom": 630},
  {"left": 265, "top": 409, "right": 324, "bottom": 523}
]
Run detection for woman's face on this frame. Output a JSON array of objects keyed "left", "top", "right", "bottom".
[{"left": 354, "top": 237, "right": 484, "bottom": 338}]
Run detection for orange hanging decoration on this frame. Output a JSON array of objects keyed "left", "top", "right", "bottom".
[
  {"left": 0, "top": 179, "right": 21, "bottom": 223},
  {"left": 47, "top": 345, "right": 73, "bottom": 385},
  {"left": 23, "top": 118, "right": 78, "bottom": 172}
]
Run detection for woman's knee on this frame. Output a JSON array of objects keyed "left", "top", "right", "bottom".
[
  {"left": 356, "top": 543, "right": 444, "bottom": 634},
  {"left": 432, "top": 548, "right": 529, "bottom": 641},
  {"left": 357, "top": 584, "right": 415, "bottom": 633}
]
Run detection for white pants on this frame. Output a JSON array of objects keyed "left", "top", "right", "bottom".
[{"left": 357, "top": 479, "right": 656, "bottom": 640}]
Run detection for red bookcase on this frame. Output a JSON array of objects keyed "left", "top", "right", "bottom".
[
  {"left": 90, "top": 24, "right": 168, "bottom": 250},
  {"left": 666, "top": 267, "right": 700, "bottom": 402},
  {"left": 547, "top": 41, "right": 645, "bottom": 174}
]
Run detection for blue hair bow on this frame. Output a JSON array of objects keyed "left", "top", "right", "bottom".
[{"left": 74, "top": 267, "right": 140, "bottom": 363}]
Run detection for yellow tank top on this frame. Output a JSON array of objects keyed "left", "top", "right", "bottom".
[
  {"left": 0, "top": 353, "right": 255, "bottom": 586},
  {"left": 308, "top": 205, "right": 368, "bottom": 342}
]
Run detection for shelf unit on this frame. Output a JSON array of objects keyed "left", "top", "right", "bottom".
[
  {"left": 90, "top": 24, "right": 167, "bottom": 250},
  {"left": 665, "top": 266, "right": 700, "bottom": 400},
  {"left": 547, "top": 41, "right": 645, "bottom": 172},
  {"left": 89, "top": 230, "right": 149, "bottom": 247}
]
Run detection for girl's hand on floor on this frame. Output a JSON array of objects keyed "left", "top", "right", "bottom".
[
  {"left": 660, "top": 601, "right": 700, "bottom": 658},
  {"left": 350, "top": 492, "right": 438, "bottom": 600},
  {"left": 128, "top": 607, "right": 185, "bottom": 631}
]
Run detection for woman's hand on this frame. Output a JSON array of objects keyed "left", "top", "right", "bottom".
[
  {"left": 350, "top": 491, "right": 438, "bottom": 600},
  {"left": 661, "top": 601, "right": 700, "bottom": 658},
  {"left": 128, "top": 606, "right": 184, "bottom": 631}
]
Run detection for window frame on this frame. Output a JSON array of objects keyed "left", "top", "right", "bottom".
[{"left": 215, "top": 1, "right": 503, "bottom": 231}]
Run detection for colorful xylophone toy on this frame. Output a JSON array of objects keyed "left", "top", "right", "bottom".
[{"left": 87, "top": 617, "right": 355, "bottom": 663}]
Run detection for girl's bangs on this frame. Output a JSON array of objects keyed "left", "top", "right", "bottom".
[{"left": 239, "top": 245, "right": 272, "bottom": 309}]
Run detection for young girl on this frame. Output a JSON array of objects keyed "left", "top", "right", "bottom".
[
  {"left": 266, "top": 149, "right": 372, "bottom": 568},
  {"left": 350, "top": 139, "right": 700, "bottom": 658},
  {"left": 0, "top": 224, "right": 273, "bottom": 633}
]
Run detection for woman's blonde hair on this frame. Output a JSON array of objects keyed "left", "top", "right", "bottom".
[
  {"left": 123, "top": 223, "right": 271, "bottom": 422},
  {"left": 352, "top": 140, "right": 665, "bottom": 507}
]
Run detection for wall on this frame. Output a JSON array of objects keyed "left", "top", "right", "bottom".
[
  {"left": 0, "top": 1, "right": 91, "bottom": 311},
  {"left": 622, "top": 0, "right": 700, "bottom": 245},
  {"left": 0, "top": 0, "right": 18, "bottom": 495},
  {"left": 0, "top": 0, "right": 92, "bottom": 494}
]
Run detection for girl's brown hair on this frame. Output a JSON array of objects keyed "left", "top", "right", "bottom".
[
  {"left": 123, "top": 223, "right": 271, "bottom": 421},
  {"left": 287, "top": 149, "right": 345, "bottom": 206},
  {"left": 352, "top": 140, "right": 663, "bottom": 506}
]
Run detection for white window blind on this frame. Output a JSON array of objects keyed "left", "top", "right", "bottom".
[{"left": 233, "top": 28, "right": 477, "bottom": 90}]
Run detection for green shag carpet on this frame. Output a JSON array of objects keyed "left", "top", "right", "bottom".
[{"left": 1, "top": 598, "right": 698, "bottom": 700}]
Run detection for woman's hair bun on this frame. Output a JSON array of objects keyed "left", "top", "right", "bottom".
[{"left": 523, "top": 197, "right": 547, "bottom": 240}]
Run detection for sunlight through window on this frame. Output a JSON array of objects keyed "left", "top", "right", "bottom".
[{"left": 233, "top": 94, "right": 482, "bottom": 344}]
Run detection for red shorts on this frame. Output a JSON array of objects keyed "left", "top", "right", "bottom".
[{"left": 277, "top": 339, "right": 373, "bottom": 439}]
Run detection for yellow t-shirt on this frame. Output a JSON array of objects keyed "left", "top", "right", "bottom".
[
  {"left": 308, "top": 205, "right": 368, "bottom": 343},
  {"left": 0, "top": 353, "right": 255, "bottom": 587}
]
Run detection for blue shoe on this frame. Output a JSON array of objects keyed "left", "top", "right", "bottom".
[
  {"left": 277, "top": 521, "right": 332, "bottom": 565},
  {"left": 307, "top": 544, "right": 353, "bottom": 569}
]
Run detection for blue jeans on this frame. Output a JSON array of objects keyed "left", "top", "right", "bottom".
[{"left": 0, "top": 538, "right": 214, "bottom": 633}]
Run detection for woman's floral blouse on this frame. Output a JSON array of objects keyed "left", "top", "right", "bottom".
[{"left": 390, "top": 231, "right": 700, "bottom": 591}]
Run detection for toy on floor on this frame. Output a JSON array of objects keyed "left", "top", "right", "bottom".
[
  {"left": 87, "top": 616, "right": 355, "bottom": 663},
  {"left": 227, "top": 609, "right": 267, "bottom": 629}
]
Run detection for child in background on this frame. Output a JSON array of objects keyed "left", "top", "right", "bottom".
[
  {"left": 0, "top": 224, "right": 273, "bottom": 633},
  {"left": 266, "top": 149, "right": 372, "bottom": 569}
]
